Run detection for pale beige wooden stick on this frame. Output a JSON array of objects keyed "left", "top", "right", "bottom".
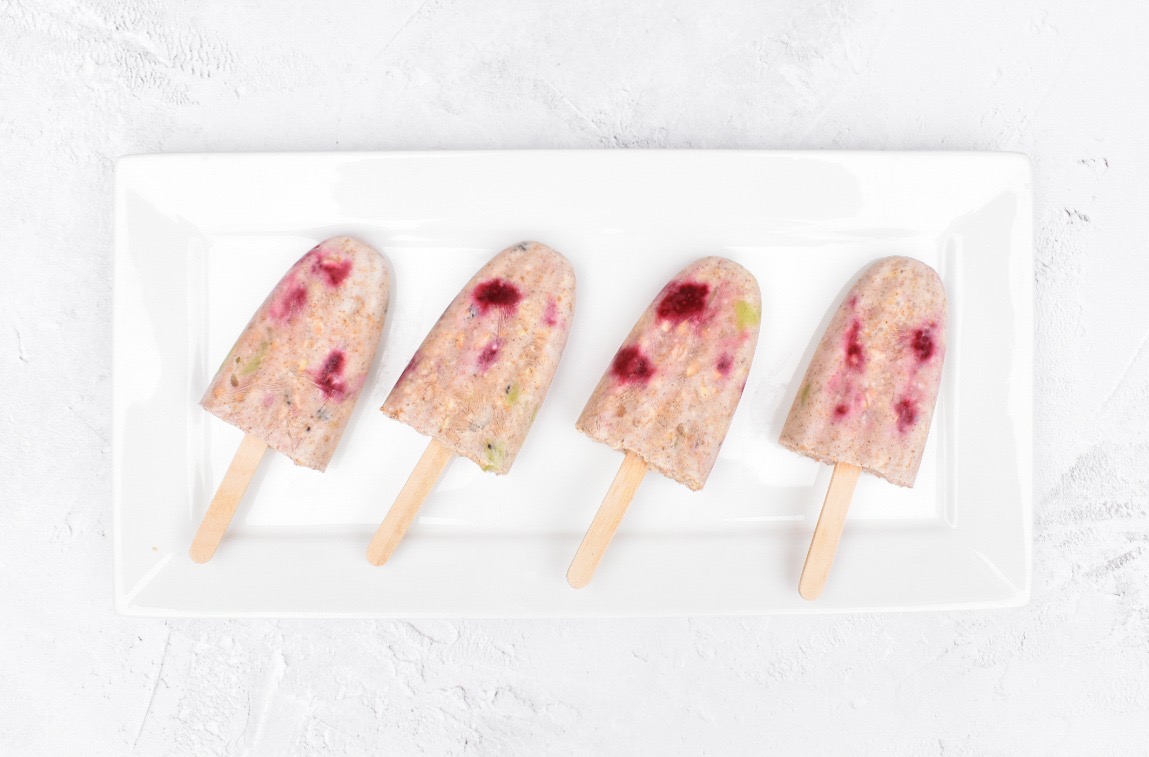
[
  {"left": 189, "top": 433, "right": 268, "bottom": 564},
  {"left": 367, "top": 438, "right": 455, "bottom": 566},
  {"left": 567, "top": 451, "right": 649, "bottom": 589},
  {"left": 798, "top": 461, "right": 862, "bottom": 600}
]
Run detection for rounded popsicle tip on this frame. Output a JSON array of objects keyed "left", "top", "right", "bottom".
[
  {"left": 317, "top": 234, "right": 378, "bottom": 252},
  {"left": 871, "top": 254, "right": 941, "bottom": 276},
  {"left": 503, "top": 240, "right": 576, "bottom": 285},
  {"left": 511, "top": 239, "right": 564, "bottom": 259},
  {"left": 862, "top": 256, "right": 946, "bottom": 303},
  {"left": 687, "top": 255, "right": 760, "bottom": 291},
  {"left": 307, "top": 236, "right": 391, "bottom": 295},
  {"left": 653, "top": 256, "right": 761, "bottom": 336},
  {"left": 319, "top": 234, "right": 363, "bottom": 250}
]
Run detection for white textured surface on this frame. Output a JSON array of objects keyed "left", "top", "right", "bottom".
[{"left": 2, "top": 0, "right": 1146, "bottom": 754}]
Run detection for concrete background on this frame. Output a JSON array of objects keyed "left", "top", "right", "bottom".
[{"left": 2, "top": 0, "right": 1147, "bottom": 754}]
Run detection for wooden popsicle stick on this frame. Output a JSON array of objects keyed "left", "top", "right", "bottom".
[
  {"left": 189, "top": 433, "right": 268, "bottom": 564},
  {"left": 798, "top": 461, "right": 862, "bottom": 600},
  {"left": 567, "top": 451, "right": 649, "bottom": 589},
  {"left": 367, "top": 438, "right": 455, "bottom": 566}
]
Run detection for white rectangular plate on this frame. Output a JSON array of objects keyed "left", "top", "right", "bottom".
[{"left": 114, "top": 150, "right": 1032, "bottom": 616}]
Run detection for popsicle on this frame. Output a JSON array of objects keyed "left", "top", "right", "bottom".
[
  {"left": 567, "top": 257, "right": 761, "bottom": 588},
  {"left": 190, "top": 236, "right": 390, "bottom": 562},
  {"left": 366, "top": 241, "right": 576, "bottom": 565},
  {"left": 780, "top": 256, "right": 946, "bottom": 599}
]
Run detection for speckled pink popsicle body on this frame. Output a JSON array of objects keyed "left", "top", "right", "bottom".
[
  {"left": 780, "top": 256, "right": 946, "bottom": 488},
  {"left": 202, "top": 236, "right": 390, "bottom": 471},
  {"left": 382, "top": 242, "right": 575, "bottom": 474},
  {"left": 576, "top": 257, "right": 761, "bottom": 491}
]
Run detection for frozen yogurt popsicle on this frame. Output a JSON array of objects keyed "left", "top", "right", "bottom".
[
  {"left": 568, "top": 257, "right": 761, "bottom": 588},
  {"left": 780, "top": 256, "right": 946, "bottom": 599},
  {"left": 367, "top": 241, "right": 576, "bottom": 565},
  {"left": 202, "top": 236, "right": 391, "bottom": 470},
  {"left": 191, "top": 237, "right": 390, "bottom": 562}
]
